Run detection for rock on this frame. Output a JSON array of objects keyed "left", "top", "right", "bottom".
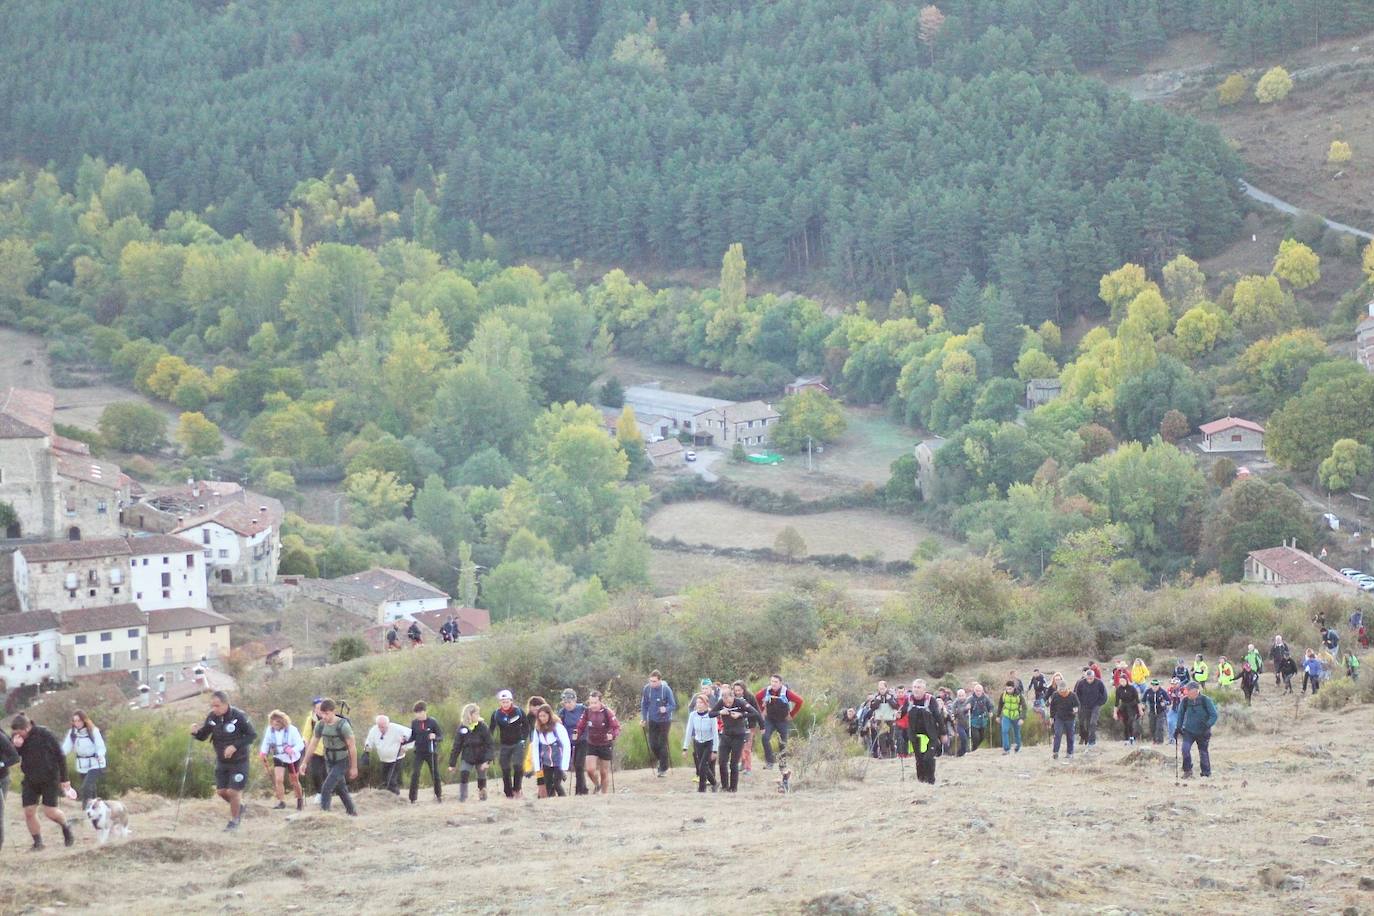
[
  {"left": 800, "top": 889, "right": 899, "bottom": 915},
  {"left": 966, "top": 818, "right": 991, "bottom": 833},
  {"left": 1195, "top": 877, "right": 1219, "bottom": 889},
  {"left": 1278, "top": 875, "right": 1306, "bottom": 892},
  {"left": 1183, "top": 854, "right": 1203, "bottom": 864},
  {"left": 691, "top": 816, "right": 706, "bottom": 824},
  {"left": 1305, "top": 835, "right": 1332, "bottom": 846},
  {"left": 1359, "top": 875, "right": 1374, "bottom": 890}
]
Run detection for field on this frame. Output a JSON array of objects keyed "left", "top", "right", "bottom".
[
  {"left": 645, "top": 502, "right": 948, "bottom": 562},
  {"left": 648, "top": 547, "right": 910, "bottom": 607},
  {"left": 7, "top": 684, "right": 1372, "bottom": 914}
]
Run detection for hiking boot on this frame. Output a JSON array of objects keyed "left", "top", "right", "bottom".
[
  {"left": 710, "top": 784, "right": 718, "bottom": 793},
  {"left": 1002, "top": 749, "right": 1009, "bottom": 755},
  {"left": 656, "top": 770, "right": 665, "bottom": 778},
  {"left": 224, "top": 819, "right": 239, "bottom": 831},
  {"left": 62, "top": 824, "right": 75, "bottom": 847},
  {"left": 273, "top": 801, "right": 287, "bottom": 810},
  {"left": 479, "top": 788, "right": 488, "bottom": 801},
  {"left": 1014, "top": 746, "right": 1020, "bottom": 753},
  {"left": 296, "top": 797, "right": 303, "bottom": 811},
  {"left": 1181, "top": 771, "right": 1193, "bottom": 780},
  {"left": 763, "top": 763, "right": 774, "bottom": 770}
]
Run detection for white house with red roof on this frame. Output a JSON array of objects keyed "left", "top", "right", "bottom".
[
  {"left": 1198, "top": 416, "right": 1265, "bottom": 452},
  {"left": 1357, "top": 301, "right": 1374, "bottom": 372},
  {"left": 126, "top": 480, "right": 283, "bottom": 587}
]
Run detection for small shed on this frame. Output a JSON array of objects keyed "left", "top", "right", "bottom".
[{"left": 1199, "top": 417, "right": 1265, "bottom": 452}]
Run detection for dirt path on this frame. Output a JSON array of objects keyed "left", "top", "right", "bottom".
[
  {"left": 6, "top": 684, "right": 1372, "bottom": 913},
  {"left": 1239, "top": 179, "right": 1374, "bottom": 240}
]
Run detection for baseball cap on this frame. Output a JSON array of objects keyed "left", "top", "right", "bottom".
[
  {"left": 700, "top": 677, "right": 712, "bottom": 688},
  {"left": 311, "top": 697, "right": 324, "bottom": 705},
  {"left": 1150, "top": 678, "right": 1159, "bottom": 685},
  {"left": 560, "top": 688, "right": 577, "bottom": 702},
  {"left": 497, "top": 689, "right": 514, "bottom": 701}
]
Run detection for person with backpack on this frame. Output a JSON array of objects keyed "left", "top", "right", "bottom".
[
  {"left": 902, "top": 680, "right": 943, "bottom": 785},
  {"left": 8, "top": 714, "right": 74, "bottom": 851},
  {"left": 558, "top": 689, "right": 589, "bottom": 795},
  {"left": 1173, "top": 682, "right": 1219, "bottom": 779},
  {"left": 406, "top": 702, "right": 443, "bottom": 803},
  {"left": 1346, "top": 651, "right": 1361, "bottom": 681},
  {"left": 1323, "top": 627, "right": 1340, "bottom": 656},
  {"left": 1191, "top": 655, "right": 1210, "bottom": 687},
  {"left": 1238, "top": 663, "right": 1260, "bottom": 705},
  {"left": 967, "top": 683, "right": 993, "bottom": 752},
  {"left": 258, "top": 709, "right": 306, "bottom": 810},
  {"left": 61, "top": 710, "right": 106, "bottom": 804},
  {"left": 301, "top": 698, "right": 328, "bottom": 800},
  {"left": 754, "top": 674, "right": 803, "bottom": 771},
  {"left": 1279, "top": 653, "right": 1298, "bottom": 694},
  {"left": 361, "top": 714, "right": 411, "bottom": 795},
  {"left": 489, "top": 690, "right": 528, "bottom": 799},
  {"left": 406, "top": 620, "right": 424, "bottom": 647},
  {"left": 865, "top": 680, "right": 899, "bottom": 758},
  {"left": 1302, "top": 649, "right": 1324, "bottom": 694},
  {"left": 1243, "top": 644, "right": 1264, "bottom": 685},
  {"left": 572, "top": 690, "right": 620, "bottom": 795},
  {"left": 1113, "top": 678, "right": 1143, "bottom": 745},
  {"left": 1270, "top": 636, "right": 1291, "bottom": 687},
  {"left": 1141, "top": 679, "right": 1170, "bottom": 744},
  {"left": 1028, "top": 669, "right": 1050, "bottom": 722},
  {"left": 996, "top": 681, "right": 1025, "bottom": 754},
  {"left": 1130, "top": 658, "right": 1151, "bottom": 696},
  {"left": 0, "top": 724, "right": 18, "bottom": 852},
  {"left": 730, "top": 682, "right": 759, "bottom": 775},
  {"left": 682, "top": 694, "right": 719, "bottom": 793},
  {"left": 1048, "top": 675, "right": 1079, "bottom": 760},
  {"left": 1216, "top": 657, "right": 1235, "bottom": 688},
  {"left": 447, "top": 703, "right": 493, "bottom": 801},
  {"left": 1073, "top": 669, "right": 1107, "bottom": 747},
  {"left": 1172, "top": 658, "right": 1189, "bottom": 683},
  {"left": 300, "top": 698, "right": 358, "bottom": 816},
  {"left": 529, "top": 705, "right": 571, "bottom": 798},
  {"left": 949, "top": 688, "right": 971, "bottom": 757},
  {"left": 385, "top": 624, "right": 400, "bottom": 651},
  {"left": 191, "top": 690, "right": 257, "bottom": 831},
  {"left": 710, "top": 688, "right": 761, "bottom": 793},
  {"left": 640, "top": 670, "right": 677, "bottom": 778}
]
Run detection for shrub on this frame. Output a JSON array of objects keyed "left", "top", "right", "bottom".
[
  {"left": 329, "top": 635, "right": 369, "bottom": 663},
  {"left": 1255, "top": 66, "right": 1293, "bottom": 103},
  {"left": 1122, "top": 644, "right": 1155, "bottom": 667},
  {"left": 1328, "top": 140, "right": 1352, "bottom": 164},
  {"left": 1217, "top": 73, "right": 1247, "bottom": 105},
  {"left": 101, "top": 714, "right": 216, "bottom": 798}
]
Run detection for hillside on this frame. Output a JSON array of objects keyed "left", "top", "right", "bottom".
[{"left": 8, "top": 686, "right": 1372, "bottom": 914}]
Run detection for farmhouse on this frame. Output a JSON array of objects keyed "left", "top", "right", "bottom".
[
  {"left": 0, "top": 609, "right": 60, "bottom": 691},
  {"left": 622, "top": 386, "right": 731, "bottom": 436},
  {"left": 1025, "top": 378, "right": 1062, "bottom": 409},
  {"left": 785, "top": 376, "right": 830, "bottom": 396},
  {"left": 1244, "top": 544, "right": 1357, "bottom": 599},
  {"left": 645, "top": 437, "right": 686, "bottom": 468},
  {"left": 13, "top": 533, "right": 208, "bottom": 615},
  {"left": 1357, "top": 301, "right": 1374, "bottom": 373},
  {"left": 691, "top": 400, "right": 780, "bottom": 448},
  {"left": 125, "top": 480, "right": 283, "bottom": 587},
  {"left": 1198, "top": 416, "right": 1265, "bottom": 452},
  {"left": 309, "top": 567, "right": 451, "bottom": 624}
]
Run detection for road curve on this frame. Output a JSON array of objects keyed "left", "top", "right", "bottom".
[{"left": 1239, "top": 179, "right": 1374, "bottom": 241}]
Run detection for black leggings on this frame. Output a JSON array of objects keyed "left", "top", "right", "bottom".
[
  {"left": 498, "top": 742, "right": 526, "bottom": 797},
  {"left": 692, "top": 740, "right": 718, "bottom": 791},
  {"left": 718, "top": 733, "right": 746, "bottom": 791},
  {"left": 544, "top": 767, "right": 566, "bottom": 797},
  {"left": 410, "top": 754, "right": 441, "bottom": 801}
]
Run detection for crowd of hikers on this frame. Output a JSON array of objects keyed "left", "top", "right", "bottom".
[{"left": 0, "top": 612, "right": 1363, "bottom": 850}]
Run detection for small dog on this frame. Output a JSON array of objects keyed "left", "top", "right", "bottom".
[{"left": 84, "top": 798, "right": 130, "bottom": 844}]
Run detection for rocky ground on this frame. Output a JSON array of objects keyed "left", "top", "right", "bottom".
[{"left": 3, "top": 683, "right": 1372, "bottom": 914}]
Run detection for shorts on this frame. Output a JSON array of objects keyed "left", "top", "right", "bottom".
[
  {"left": 216, "top": 759, "right": 251, "bottom": 791},
  {"left": 21, "top": 779, "right": 59, "bottom": 808},
  {"left": 272, "top": 758, "right": 301, "bottom": 775},
  {"left": 586, "top": 744, "right": 613, "bottom": 761}
]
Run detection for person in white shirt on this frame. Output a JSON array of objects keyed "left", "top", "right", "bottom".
[
  {"left": 362, "top": 715, "right": 411, "bottom": 795},
  {"left": 61, "top": 711, "right": 107, "bottom": 805},
  {"left": 529, "top": 705, "right": 571, "bottom": 798},
  {"left": 257, "top": 709, "right": 306, "bottom": 810}
]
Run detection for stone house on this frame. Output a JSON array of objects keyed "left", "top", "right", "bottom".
[
  {"left": 59, "top": 603, "right": 147, "bottom": 680},
  {"left": 645, "top": 437, "right": 686, "bottom": 468},
  {"left": 785, "top": 376, "right": 830, "bottom": 396},
  {"left": 1243, "top": 544, "right": 1358, "bottom": 599},
  {"left": 0, "top": 609, "right": 60, "bottom": 691},
  {"left": 1025, "top": 378, "right": 1062, "bottom": 409},
  {"left": 14, "top": 533, "right": 208, "bottom": 615},
  {"left": 622, "top": 386, "right": 732, "bottom": 438},
  {"left": 692, "top": 401, "right": 780, "bottom": 448},
  {"left": 1198, "top": 416, "right": 1265, "bottom": 452},
  {"left": 307, "top": 567, "right": 451, "bottom": 624},
  {"left": 124, "top": 480, "right": 283, "bottom": 587}
]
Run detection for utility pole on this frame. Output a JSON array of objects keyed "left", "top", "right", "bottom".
[{"left": 806, "top": 435, "right": 813, "bottom": 472}]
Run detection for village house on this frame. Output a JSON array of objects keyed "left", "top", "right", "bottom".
[
  {"left": 1243, "top": 544, "right": 1358, "bottom": 599},
  {"left": 1357, "top": 301, "right": 1374, "bottom": 372},
  {"left": 784, "top": 376, "right": 830, "bottom": 396},
  {"left": 599, "top": 407, "right": 673, "bottom": 443},
  {"left": 0, "top": 610, "right": 60, "bottom": 691},
  {"left": 1025, "top": 378, "right": 1062, "bottom": 409},
  {"left": 645, "top": 437, "right": 686, "bottom": 468},
  {"left": 362, "top": 605, "right": 491, "bottom": 651},
  {"left": 308, "top": 567, "right": 451, "bottom": 624},
  {"left": 145, "top": 606, "right": 231, "bottom": 681},
  {"left": 13, "top": 533, "right": 209, "bottom": 615},
  {"left": 58, "top": 603, "right": 147, "bottom": 681},
  {"left": 0, "top": 387, "right": 136, "bottom": 541},
  {"left": 622, "top": 386, "right": 732, "bottom": 438},
  {"left": 238, "top": 635, "right": 295, "bottom": 674},
  {"left": 1198, "top": 416, "right": 1265, "bottom": 452},
  {"left": 692, "top": 400, "right": 780, "bottom": 448},
  {"left": 124, "top": 480, "right": 283, "bottom": 587}
]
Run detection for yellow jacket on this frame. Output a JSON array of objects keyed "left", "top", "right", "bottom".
[
  {"left": 1130, "top": 663, "right": 1150, "bottom": 685},
  {"left": 302, "top": 712, "right": 326, "bottom": 758}
]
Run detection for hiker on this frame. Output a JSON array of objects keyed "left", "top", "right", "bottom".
[
  {"left": 1087, "top": 660, "right": 1103, "bottom": 680},
  {"left": 1028, "top": 669, "right": 1050, "bottom": 722},
  {"left": 1243, "top": 644, "right": 1264, "bottom": 687},
  {"left": 1174, "top": 682, "right": 1218, "bottom": 779},
  {"left": 301, "top": 698, "right": 328, "bottom": 799},
  {"left": 1278, "top": 653, "right": 1298, "bottom": 694},
  {"left": 1048, "top": 675, "right": 1079, "bottom": 760},
  {"left": 61, "top": 710, "right": 106, "bottom": 804},
  {"left": 1347, "top": 651, "right": 1361, "bottom": 681},
  {"left": 865, "top": 680, "right": 899, "bottom": 758},
  {"left": 558, "top": 689, "right": 589, "bottom": 795},
  {"left": 1239, "top": 663, "right": 1260, "bottom": 705},
  {"left": 996, "top": 681, "right": 1025, "bottom": 754},
  {"left": 407, "top": 702, "right": 443, "bottom": 803},
  {"left": 1191, "top": 654, "right": 1210, "bottom": 687},
  {"left": 1111, "top": 660, "right": 1131, "bottom": 689},
  {"left": 1270, "top": 636, "right": 1291, "bottom": 687},
  {"left": 0, "top": 724, "right": 18, "bottom": 851},
  {"left": 1113, "top": 678, "right": 1143, "bottom": 745},
  {"left": 530, "top": 705, "right": 571, "bottom": 798},
  {"left": 1172, "top": 658, "right": 1189, "bottom": 683},
  {"left": 1360, "top": 625, "right": 1370, "bottom": 650},
  {"left": 937, "top": 687, "right": 957, "bottom": 755},
  {"left": 1322, "top": 627, "right": 1340, "bottom": 656},
  {"left": 1074, "top": 668, "right": 1107, "bottom": 747},
  {"left": 892, "top": 690, "right": 912, "bottom": 761},
  {"left": 524, "top": 696, "right": 550, "bottom": 796},
  {"left": 258, "top": 710, "right": 306, "bottom": 810},
  {"left": 902, "top": 680, "right": 943, "bottom": 785},
  {"left": 447, "top": 703, "right": 493, "bottom": 802},
  {"left": 1130, "top": 658, "right": 1151, "bottom": 696},
  {"left": 682, "top": 694, "right": 720, "bottom": 792},
  {"left": 968, "top": 683, "right": 993, "bottom": 752},
  {"left": 640, "top": 670, "right": 677, "bottom": 778},
  {"left": 1006, "top": 670, "right": 1025, "bottom": 696},
  {"left": 407, "top": 620, "right": 424, "bottom": 647},
  {"left": 1352, "top": 607, "right": 1365, "bottom": 632},
  {"left": 8, "top": 715, "right": 74, "bottom": 851},
  {"left": 949, "top": 688, "right": 971, "bottom": 756},
  {"left": 572, "top": 691, "right": 620, "bottom": 795},
  {"left": 697, "top": 678, "right": 720, "bottom": 707},
  {"left": 710, "top": 687, "right": 761, "bottom": 793},
  {"left": 300, "top": 698, "right": 358, "bottom": 816},
  {"left": 191, "top": 690, "right": 257, "bottom": 831},
  {"left": 1302, "top": 649, "right": 1323, "bottom": 694},
  {"left": 1165, "top": 678, "right": 1184, "bottom": 739},
  {"left": 1141, "top": 679, "right": 1170, "bottom": 744},
  {"left": 1216, "top": 657, "right": 1235, "bottom": 688},
  {"left": 755, "top": 674, "right": 803, "bottom": 771},
  {"left": 361, "top": 714, "right": 411, "bottom": 795},
  {"left": 731, "top": 681, "right": 759, "bottom": 774},
  {"left": 490, "top": 690, "right": 528, "bottom": 799},
  {"left": 385, "top": 624, "right": 400, "bottom": 651}
]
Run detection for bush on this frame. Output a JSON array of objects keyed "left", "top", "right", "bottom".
[
  {"left": 101, "top": 714, "right": 216, "bottom": 798},
  {"left": 1122, "top": 644, "right": 1155, "bottom": 667},
  {"left": 1255, "top": 66, "right": 1293, "bottom": 104},
  {"left": 329, "top": 635, "right": 369, "bottom": 663},
  {"left": 1328, "top": 140, "right": 1352, "bottom": 164}
]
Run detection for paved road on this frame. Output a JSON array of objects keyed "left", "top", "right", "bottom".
[
  {"left": 688, "top": 448, "right": 722, "bottom": 483},
  {"left": 1239, "top": 179, "right": 1374, "bottom": 241}
]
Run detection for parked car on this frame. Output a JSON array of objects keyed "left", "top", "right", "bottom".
[
  {"left": 1341, "top": 568, "right": 1361, "bottom": 577},
  {"left": 685, "top": 450, "right": 697, "bottom": 462}
]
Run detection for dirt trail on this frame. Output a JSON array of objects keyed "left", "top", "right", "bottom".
[{"left": 4, "top": 684, "right": 1373, "bottom": 913}]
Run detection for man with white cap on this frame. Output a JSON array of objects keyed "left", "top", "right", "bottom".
[{"left": 489, "top": 690, "right": 528, "bottom": 799}]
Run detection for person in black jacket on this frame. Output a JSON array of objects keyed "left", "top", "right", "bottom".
[
  {"left": 1073, "top": 669, "right": 1107, "bottom": 747},
  {"left": 406, "top": 701, "right": 443, "bottom": 803},
  {"left": 0, "top": 725, "right": 18, "bottom": 851},
  {"left": 710, "top": 691, "right": 761, "bottom": 793},
  {"left": 447, "top": 703, "right": 493, "bottom": 802},
  {"left": 1047, "top": 676, "right": 1079, "bottom": 759},
  {"left": 489, "top": 690, "right": 528, "bottom": 799},
  {"left": 9, "top": 715, "right": 75, "bottom": 851},
  {"left": 901, "top": 680, "right": 942, "bottom": 785},
  {"left": 190, "top": 691, "right": 257, "bottom": 831}
]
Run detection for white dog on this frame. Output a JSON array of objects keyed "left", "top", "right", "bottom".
[{"left": 84, "top": 798, "right": 130, "bottom": 844}]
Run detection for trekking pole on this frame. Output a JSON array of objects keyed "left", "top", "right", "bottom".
[
  {"left": 173, "top": 734, "right": 194, "bottom": 832},
  {"left": 1173, "top": 729, "right": 1179, "bottom": 785}
]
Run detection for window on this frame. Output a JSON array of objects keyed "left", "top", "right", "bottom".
[
  {"left": 130, "top": 648, "right": 139, "bottom": 661},
  {"left": 162, "top": 556, "right": 169, "bottom": 565},
  {"left": 135, "top": 592, "right": 143, "bottom": 600},
  {"left": 97, "top": 500, "right": 108, "bottom": 514},
  {"left": 141, "top": 558, "right": 148, "bottom": 566},
  {"left": 100, "top": 631, "right": 112, "bottom": 642},
  {"left": 130, "top": 558, "right": 136, "bottom": 567},
  {"left": 31, "top": 643, "right": 40, "bottom": 660},
  {"left": 186, "top": 554, "right": 195, "bottom": 568},
  {"left": 162, "top": 590, "right": 170, "bottom": 599},
  {"left": 1231, "top": 433, "right": 1242, "bottom": 442},
  {"left": 88, "top": 589, "right": 96, "bottom": 597},
  {"left": 202, "top": 530, "right": 211, "bottom": 545},
  {"left": 218, "top": 549, "right": 229, "bottom": 558},
  {"left": 101, "top": 653, "right": 112, "bottom": 669},
  {"left": 161, "top": 572, "right": 171, "bottom": 587},
  {"left": 68, "top": 589, "right": 76, "bottom": 598},
  {"left": 113, "top": 587, "right": 120, "bottom": 595},
  {"left": 209, "top": 626, "right": 217, "bottom": 634},
  {"left": 75, "top": 634, "right": 87, "bottom": 645},
  {"left": 127, "top": 628, "right": 139, "bottom": 638},
  {"left": 162, "top": 632, "right": 169, "bottom": 640},
  {"left": 77, "top": 655, "right": 87, "bottom": 668}
]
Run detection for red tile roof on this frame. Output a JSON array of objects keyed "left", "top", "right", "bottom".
[
  {"left": 173, "top": 500, "right": 280, "bottom": 537},
  {"left": 57, "top": 603, "right": 146, "bottom": 634},
  {"left": 126, "top": 534, "right": 203, "bottom": 556},
  {"left": 0, "top": 610, "right": 60, "bottom": 638},
  {"left": 19, "top": 537, "right": 133, "bottom": 563},
  {"left": 0, "top": 387, "right": 55, "bottom": 439},
  {"left": 1199, "top": 416, "right": 1265, "bottom": 436},
  {"left": 55, "top": 452, "right": 124, "bottom": 490},
  {"left": 146, "top": 606, "right": 230, "bottom": 633},
  {"left": 322, "top": 568, "right": 449, "bottom": 604},
  {"left": 1247, "top": 547, "right": 1353, "bottom": 587}
]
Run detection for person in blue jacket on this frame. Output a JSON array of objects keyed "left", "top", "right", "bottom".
[
  {"left": 1172, "top": 682, "right": 1219, "bottom": 778},
  {"left": 640, "top": 670, "right": 677, "bottom": 777}
]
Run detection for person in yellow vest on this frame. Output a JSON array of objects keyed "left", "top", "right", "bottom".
[
  {"left": 300, "top": 698, "right": 328, "bottom": 801},
  {"left": 1216, "top": 657, "right": 1235, "bottom": 687},
  {"left": 1191, "top": 654, "right": 1210, "bottom": 686},
  {"left": 1130, "top": 658, "right": 1150, "bottom": 697}
]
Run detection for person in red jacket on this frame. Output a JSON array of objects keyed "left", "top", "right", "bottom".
[
  {"left": 754, "top": 675, "right": 803, "bottom": 771},
  {"left": 571, "top": 691, "right": 620, "bottom": 795}
]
